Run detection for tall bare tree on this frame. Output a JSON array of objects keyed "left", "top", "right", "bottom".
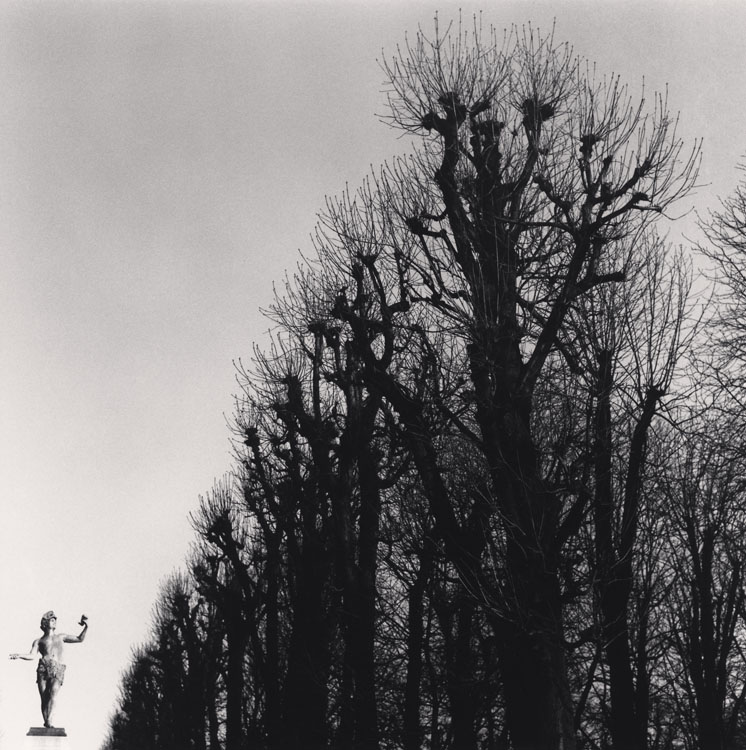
[{"left": 320, "top": 18, "right": 698, "bottom": 749}]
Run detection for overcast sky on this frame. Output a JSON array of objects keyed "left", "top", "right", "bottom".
[{"left": 0, "top": 1, "right": 744, "bottom": 748}]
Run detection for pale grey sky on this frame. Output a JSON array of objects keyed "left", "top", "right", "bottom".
[{"left": 0, "top": 2, "right": 744, "bottom": 748}]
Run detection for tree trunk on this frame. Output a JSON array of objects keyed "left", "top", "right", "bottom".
[
  {"left": 491, "top": 549, "right": 574, "bottom": 750},
  {"left": 224, "top": 594, "right": 247, "bottom": 750},
  {"left": 403, "top": 542, "right": 433, "bottom": 750},
  {"left": 263, "top": 540, "right": 282, "bottom": 750},
  {"left": 593, "top": 349, "right": 639, "bottom": 750},
  {"left": 478, "top": 380, "right": 576, "bottom": 750},
  {"left": 435, "top": 592, "right": 478, "bottom": 750},
  {"left": 350, "top": 442, "right": 382, "bottom": 750},
  {"left": 281, "top": 529, "right": 331, "bottom": 750}
]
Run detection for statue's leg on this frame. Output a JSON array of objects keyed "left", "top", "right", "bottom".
[
  {"left": 45, "top": 680, "right": 62, "bottom": 728},
  {"left": 37, "top": 676, "right": 49, "bottom": 726}
]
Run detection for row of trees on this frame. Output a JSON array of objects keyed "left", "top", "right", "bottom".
[{"left": 103, "top": 19, "right": 746, "bottom": 750}]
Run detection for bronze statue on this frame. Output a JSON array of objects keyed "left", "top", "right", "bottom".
[{"left": 9, "top": 611, "right": 88, "bottom": 728}]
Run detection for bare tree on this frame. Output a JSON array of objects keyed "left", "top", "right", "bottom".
[
  {"left": 190, "top": 482, "right": 259, "bottom": 750},
  {"left": 316, "top": 17, "right": 698, "bottom": 749},
  {"left": 567, "top": 236, "right": 696, "bottom": 749},
  {"left": 699, "top": 164, "right": 746, "bottom": 410},
  {"left": 661, "top": 421, "right": 746, "bottom": 750}
]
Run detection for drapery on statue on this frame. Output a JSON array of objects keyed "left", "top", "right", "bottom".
[{"left": 9, "top": 612, "right": 88, "bottom": 728}]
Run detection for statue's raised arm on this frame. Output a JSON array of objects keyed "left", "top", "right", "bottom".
[{"left": 62, "top": 614, "right": 88, "bottom": 644}]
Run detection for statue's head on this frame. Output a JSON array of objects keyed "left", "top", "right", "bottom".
[{"left": 40, "top": 611, "right": 56, "bottom": 631}]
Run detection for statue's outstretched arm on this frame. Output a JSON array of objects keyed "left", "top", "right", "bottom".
[{"left": 9, "top": 639, "right": 39, "bottom": 660}]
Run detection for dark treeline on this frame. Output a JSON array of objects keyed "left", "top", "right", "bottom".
[{"left": 103, "top": 19, "right": 746, "bottom": 750}]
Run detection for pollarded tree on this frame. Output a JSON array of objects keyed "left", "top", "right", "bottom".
[
  {"left": 567, "top": 235, "right": 696, "bottom": 749},
  {"left": 661, "top": 418, "right": 746, "bottom": 750},
  {"left": 151, "top": 573, "right": 217, "bottom": 750},
  {"left": 234, "top": 345, "right": 346, "bottom": 750},
  {"left": 106, "top": 573, "right": 220, "bottom": 750},
  {"left": 190, "top": 483, "right": 259, "bottom": 750},
  {"left": 304, "top": 176, "right": 503, "bottom": 747},
  {"left": 321, "top": 17, "right": 699, "bottom": 749},
  {"left": 699, "top": 163, "right": 746, "bottom": 412},
  {"left": 104, "top": 645, "right": 162, "bottom": 750}
]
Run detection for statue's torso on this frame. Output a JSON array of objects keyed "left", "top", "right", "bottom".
[{"left": 37, "top": 634, "right": 64, "bottom": 661}]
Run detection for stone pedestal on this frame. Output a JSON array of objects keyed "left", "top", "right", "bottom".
[{"left": 24, "top": 727, "right": 69, "bottom": 749}]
